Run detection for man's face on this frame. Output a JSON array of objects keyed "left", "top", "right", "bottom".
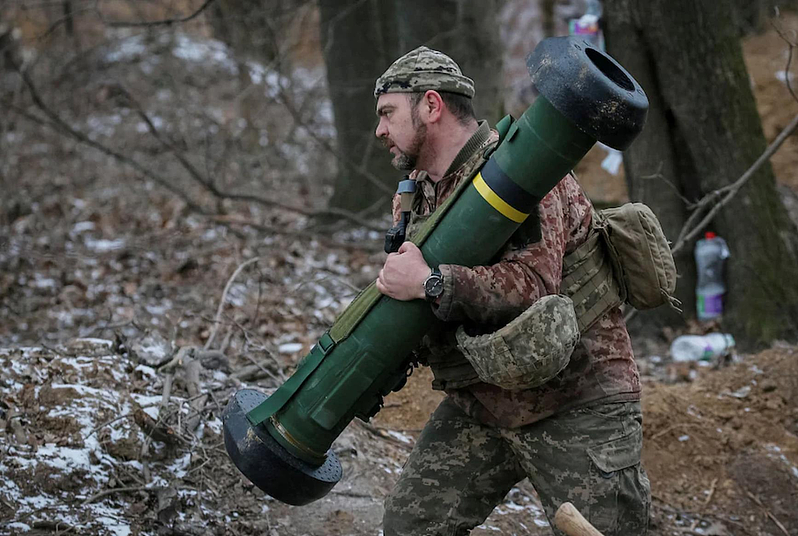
[{"left": 375, "top": 93, "right": 427, "bottom": 170}]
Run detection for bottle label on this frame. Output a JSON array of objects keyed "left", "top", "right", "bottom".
[{"left": 697, "top": 293, "right": 723, "bottom": 319}]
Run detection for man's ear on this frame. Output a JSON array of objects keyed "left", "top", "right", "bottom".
[{"left": 423, "top": 90, "right": 444, "bottom": 123}]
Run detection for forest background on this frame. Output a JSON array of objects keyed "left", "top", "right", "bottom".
[{"left": 2, "top": 1, "right": 798, "bottom": 535}]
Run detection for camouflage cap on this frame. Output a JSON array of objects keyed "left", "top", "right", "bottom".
[
  {"left": 374, "top": 46, "right": 475, "bottom": 99},
  {"left": 455, "top": 295, "right": 580, "bottom": 391}
]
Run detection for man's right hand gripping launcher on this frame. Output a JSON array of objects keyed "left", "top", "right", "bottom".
[{"left": 222, "top": 37, "right": 649, "bottom": 506}]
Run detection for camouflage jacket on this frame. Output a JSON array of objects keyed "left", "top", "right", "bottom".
[{"left": 392, "top": 121, "right": 640, "bottom": 428}]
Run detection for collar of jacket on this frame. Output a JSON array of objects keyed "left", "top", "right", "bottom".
[{"left": 442, "top": 120, "right": 492, "bottom": 178}]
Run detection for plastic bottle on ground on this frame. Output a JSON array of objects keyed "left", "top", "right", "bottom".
[
  {"left": 670, "top": 333, "right": 736, "bottom": 362},
  {"left": 694, "top": 231, "right": 730, "bottom": 321}
]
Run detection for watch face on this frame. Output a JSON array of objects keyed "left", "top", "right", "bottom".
[{"left": 424, "top": 275, "right": 444, "bottom": 297}]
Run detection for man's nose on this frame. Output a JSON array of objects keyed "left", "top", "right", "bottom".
[{"left": 375, "top": 119, "right": 387, "bottom": 139}]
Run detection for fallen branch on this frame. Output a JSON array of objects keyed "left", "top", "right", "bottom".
[
  {"left": 230, "top": 358, "right": 282, "bottom": 383},
  {"left": 182, "top": 353, "right": 208, "bottom": 435},
  {"left": 82, "top": 486, "right": 161, "bottom": 506},
  {"left": 134, "top": 407, "right": 180, "bottom": 445},
  {"left": 745, "top": 490, "right": 790, "bottom": 536},
  {"left": 650, "top": 423, "right": 706, "bottom": 441},
  {"left": 702, "top": 477, "right": 718, "bottom": 510},
  {"left": 84, "top": 413, "right": 134, "bottom": 439}
]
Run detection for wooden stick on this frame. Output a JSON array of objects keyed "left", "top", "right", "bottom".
[
  {"left": 554, "top": 502, "right": 605, "bottom": 536},
  {"left": 746, "top": 491, "right": 790, "bottom": 536},
  {"left": 82, "top": 486, "right": 159, "bottom": 505}
]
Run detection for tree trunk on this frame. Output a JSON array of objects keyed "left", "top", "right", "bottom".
[
  {"left": 604, "top": 0, "right": 798, "bottom": 347},
  {"left": 394, "top": 0, "right": 504, "bottom": 124},
  {"left": 319, "top": 0, "right": 400, "bottom": 214}
]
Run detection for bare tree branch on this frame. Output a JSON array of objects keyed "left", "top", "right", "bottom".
[
  {"left": 205, "top": 257, "right": 260, "bottom": 351},
  {"left": 101, "top": 0, "right": 217, "bottom": 28},
  {"left": 275, "top": 85, "right": 395, "bottom": 197},
  {"left": 671, "top": 111, "right": 798, "bottom": 255},
  {"left": 771, "top": 17, "right": 798, "bottom": 105},
  {"left": 5, "top": 62, "right": 385, "bottom": 234},
  {"left": 4, "top": 64, "right": 207, "bottom": 213},
  {"left": 110, "top": 84, "right": 386, "bottom": 230},
  {"left": 671, "top": 21, "right": 798, "bottom": 255}
]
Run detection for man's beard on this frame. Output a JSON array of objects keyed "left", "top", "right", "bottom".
[{"left": 387, "top": 123, "right": 427, "bottom": 171}]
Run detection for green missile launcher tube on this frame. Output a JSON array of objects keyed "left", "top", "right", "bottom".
[{"left": 223, "top": 36, "right": 649, "bottom": 506}]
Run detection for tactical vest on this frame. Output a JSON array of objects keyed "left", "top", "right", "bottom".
[{"left": 413, "top": 186, "right": 622, "bottom": 391}]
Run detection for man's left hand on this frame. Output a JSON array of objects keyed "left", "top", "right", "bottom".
[{"left": 376, "top": 241, "right": 431, "bottom": 301}]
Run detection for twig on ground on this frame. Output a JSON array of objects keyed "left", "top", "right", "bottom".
[
  {"left": 292, "top": 271, "right": 363, "bottom": 294},
  {"left": 82, "top": 486, "right": 160, "bottom": 505},
  {"left": 232, "top": 354, "right": 284, "bottom": 384},
  {"left": 702, "top": 477, "right": 718, "bottom": 509},
  {"left": 205, "top": 257, "right": 260, "bottom": 351},
  {"left": 134, "top": 407, "right": 180, "bottom": 445},
  {"left": 84, "top": 413, "right": 135, "bottom": 439},
  {"left": 745, "top": 490, "right": 790, "bottom": 536},
  {"left": 182, "top": 354, "right": 209, "bottom": 435},
  {"left": 30, "top": 520, "right": 77, "bottom": 535}
]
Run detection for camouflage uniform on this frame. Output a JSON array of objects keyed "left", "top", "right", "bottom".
[{"left": 379, "top": 46, "right": 650, "bottom": 536}]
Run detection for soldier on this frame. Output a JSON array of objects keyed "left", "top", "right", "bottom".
[{"left": 373, "top": 46, "right": 650, "bottom": 536}]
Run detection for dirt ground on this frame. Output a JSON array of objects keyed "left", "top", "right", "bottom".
[
  {"left": 2, "top": 340, "right": 796, "bottom": 536},
  {"left": 2, "top": 6, "right": 798, "bottom": 536}
]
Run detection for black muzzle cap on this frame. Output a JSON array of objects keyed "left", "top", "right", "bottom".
[
  {"left": 222, "top": 389, "right": 342, "bottom": 506},
  {"left": 527, "top": 36, "right": 649, "bottom": 151}
]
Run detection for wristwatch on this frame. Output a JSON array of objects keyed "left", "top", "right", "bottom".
[{"left": 423, "top": 268, "right": 444, "bottom": 302}]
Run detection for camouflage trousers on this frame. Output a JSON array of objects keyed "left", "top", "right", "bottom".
[{"left": 383, "top": 397, "right": 650, "bottom": 536}]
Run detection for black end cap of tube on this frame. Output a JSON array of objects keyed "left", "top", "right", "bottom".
[
  {"left": 222, "top": 389, "right": 342, "bottom": 506},
  {"left": 526, "top": 36, "right": 649, "bottom": 151}
]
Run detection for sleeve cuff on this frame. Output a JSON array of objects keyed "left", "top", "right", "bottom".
[{"left": 432, "top": 264, "right": 457, "bottom": 321}]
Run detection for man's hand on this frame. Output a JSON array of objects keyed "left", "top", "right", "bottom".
[{"left": 376, "top": 241, "right": 431, "bottom": 301}]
